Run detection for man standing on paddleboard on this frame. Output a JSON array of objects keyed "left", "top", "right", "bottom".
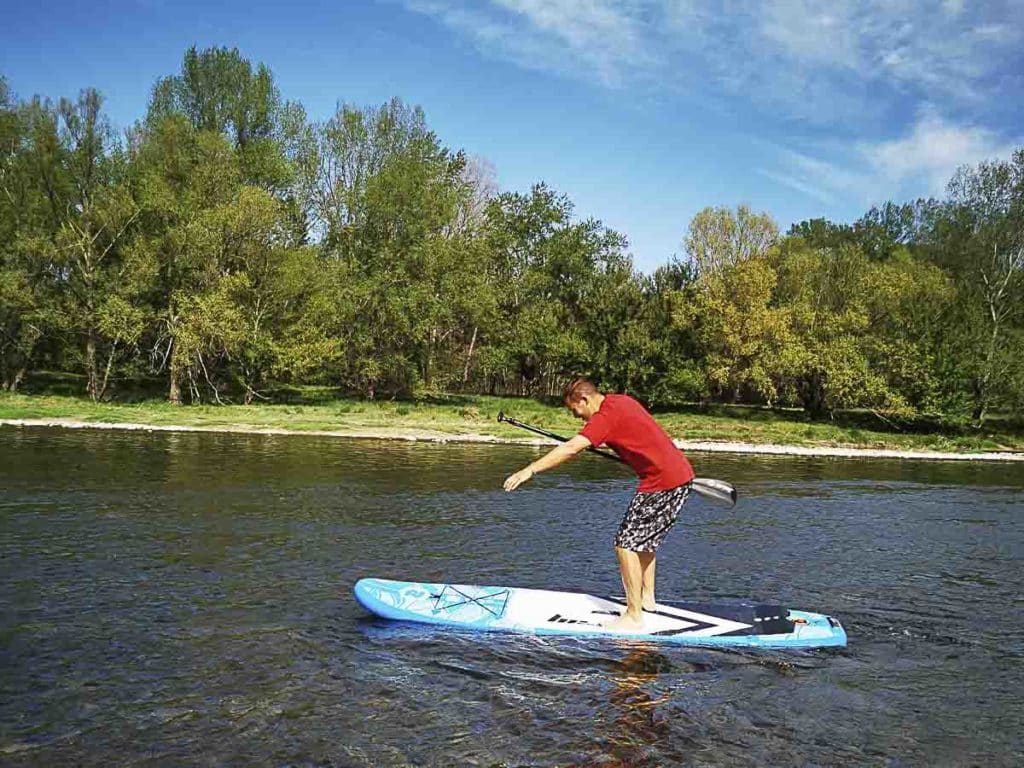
[{"left": 503, "top": 378, "right": 694, "bottom": 631}]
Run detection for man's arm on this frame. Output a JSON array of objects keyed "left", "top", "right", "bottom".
[{"left": 503, "top": 434, "right": 593, "bottom": 491}]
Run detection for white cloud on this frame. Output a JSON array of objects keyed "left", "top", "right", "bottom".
[
  {"left": 761, "top": 112, "right": 1021, "bottom": 209},
  {"left": 403, "top": 0, "right": 654, "bottom": 86},
  {"left": 492, "top": 0, "right": 641, "bottom": 52},
  {"left": 973, "top": 23, "right": 1016, "bottom": 42},
  {"left": 860, "top": 112, "right": 1019, "bottom": 196},
  {"left": 758, "top": 145, "right": 874, "bottom": 207},
  {"left": 757, "top": 0, "right": 864, "bottom": 69},
  {"left": 784, "top": 147, "right": 870, "bottom": 192},
  {"left": 396, "top": 0, "right": 1023, "bottom": 127},
  {"left": 755, "top": 168, "right": 840, "bottom": 205}
]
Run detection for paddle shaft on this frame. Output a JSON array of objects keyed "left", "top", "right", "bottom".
[
  {"left": 498, "top": 412, "right": 623, "bottom": 464},
  {"left": 497, "top": 411, "right": 737, "bottom": 506}
]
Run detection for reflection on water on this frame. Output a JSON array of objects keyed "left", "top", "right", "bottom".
[
  {"left": 1, "top": 426, "right": 1022, "bottom": 766},
  {"left": 599, "top": 646, "right": 675, "bottom": 766}
]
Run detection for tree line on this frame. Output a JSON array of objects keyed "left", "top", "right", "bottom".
[{"left": 1, "top": 47, "right": 1021, "bottom": 424}]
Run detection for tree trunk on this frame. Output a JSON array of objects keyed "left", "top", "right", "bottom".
[
  {"left": 168, "top": 342, "right": 183, "bottom": 405},
  {"left": 462, "top": 326, "right": 478, "bottom": 387},
  {"left": 11, "top": 366, "right": 26, "bottom": 392},
  {"left": 971, "top": 312, "right": 1002, "bottom": 427},
  {"left": 85, "top": 329, "right": 99, "bottom": 401},
  {"left": 971, "top": 378, "right": 989, "bottom": 427},
  {"left": 800, "top": 373, "right": 827, "bottom": 420},
  {"left": 97, "top": 336, "right": 120, "bottom": 402}
]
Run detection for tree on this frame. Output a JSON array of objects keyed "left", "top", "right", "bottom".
[
  {"left": 787, "top": 217, "right": 856, "bottom": 250},
  {"left": 131, "top": 115, "right": 242, "bottom": 403},
  {"left": 924, "top": 150, "right": 1024, "bottom": 424},
  {"left": 774, "top": 241, "right": 905, "bottom": 417},
  {"left": 148, "top": 46, "right": 295, "bottom": 192},
  {"left": 457, "top": 154, "right": 498, "bottom": 233},
  {"left": 2, "top": 89, "right": 152, "bottom": 400},
  {"left": 0, "top": 79, "right": 46, "bottom": 390},
  {"left": 860, "top": 250, "right": 953, "bottom": 412},
  {"left": 683, "top": 256, "right": 792, "bottom": 404},
  {"left": 58, "top": 92, "right": 150, "bottom": 399},
  {"left": 640, "top": 258, "right": 705, "bottom": 406},
  {"left": 187, "top": 186, "right": 317, "bottom": 402},
  {"left": 295, "top": 98, "right": 490, "bottom": 396},
  {"left": 852, "top": 202, "right": 925, "bottom": 261},
  {"left": 481, "top": 184, "right": 632, "bottom": 396},
  {"left": 684, "top": 204, "right": 778, "bottom": 275},
  {"left": 680, "top": 206, "right": 787, "bottom": 404}
]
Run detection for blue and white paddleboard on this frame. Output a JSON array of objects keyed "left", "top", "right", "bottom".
[{"left": 354, "top": 578, "right": 847, "bottom": 649}]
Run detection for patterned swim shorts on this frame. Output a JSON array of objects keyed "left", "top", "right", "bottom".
[{"left": 614, "top": 482, "right": 691, "bottom": 552}]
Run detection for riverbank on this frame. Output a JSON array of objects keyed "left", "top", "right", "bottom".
[
  {"left": 2, "top": 417, "right": 1023, "bottom": 461},
  {"left": 2, "top": 392, "right": 1022, "bottom": 462}
]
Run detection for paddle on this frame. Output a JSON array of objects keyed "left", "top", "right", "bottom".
[{"left": 497, "top": 411, "right": 737, "bottom": 507}]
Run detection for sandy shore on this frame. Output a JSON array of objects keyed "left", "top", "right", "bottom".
[{"left": 3, "top": 417, "right": 1024, "bottom": 463}]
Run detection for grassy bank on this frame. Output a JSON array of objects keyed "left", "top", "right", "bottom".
[{"left": 1, "top": 389, "right": 1022, "bottom": 454}]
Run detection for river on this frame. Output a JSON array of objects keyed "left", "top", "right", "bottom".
[{"left": 1, "top": 426, "right": 1021, "bottom": 766}]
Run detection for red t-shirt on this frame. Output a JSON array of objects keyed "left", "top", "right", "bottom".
[{"left": 579, "top": 394, "right": 694, "bottom": 493}]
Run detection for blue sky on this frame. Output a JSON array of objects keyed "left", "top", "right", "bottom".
[{"left": 3, "top": 0, "right": 1022, "bottom": 272}]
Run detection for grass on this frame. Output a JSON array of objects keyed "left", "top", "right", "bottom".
[{"left": 1, "top": 381, "right": 1022, "bottom": 454}]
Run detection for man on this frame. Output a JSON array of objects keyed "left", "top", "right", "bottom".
[{"left": 503, "top": 378, "right": 694, "bottom": 631}]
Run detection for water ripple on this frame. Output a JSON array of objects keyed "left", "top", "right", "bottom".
[{"left": 2, "top": 426, "right": 1023, "bottom": 766}]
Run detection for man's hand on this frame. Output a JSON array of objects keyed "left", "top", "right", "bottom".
[
  {"left": 503, "top": 467, "right": 534, "bottom": 492},
  {"left": 502, "top": 437, "right": 591, "bottom": 491}
]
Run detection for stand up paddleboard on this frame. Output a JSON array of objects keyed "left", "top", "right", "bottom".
[{"left": 354, "top": 578, "right": 846, "bottom": 649}]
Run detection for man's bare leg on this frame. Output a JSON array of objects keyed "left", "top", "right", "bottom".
[
  {"left": 605, "top": 547, "right": 645, "bottom": 631},
  {"left": 638, "top": 551, "right": 657, "bottom": 611}
]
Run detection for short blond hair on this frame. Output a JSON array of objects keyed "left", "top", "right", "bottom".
[{"left": 563, "top": 377, "right": 600, "bottom": 405}]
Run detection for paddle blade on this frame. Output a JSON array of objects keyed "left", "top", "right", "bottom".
[{"left": 691, "top": 477, "right": 737, "bottom": 507}]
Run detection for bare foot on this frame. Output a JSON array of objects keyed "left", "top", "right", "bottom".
[
  {"left": 642, "top": 600, "right": 657, "bottom": 612},
  {"left": 603, "top": 613, "right": 646, "bottom": 632}
]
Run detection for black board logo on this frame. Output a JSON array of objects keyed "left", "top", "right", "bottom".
[{"left": 548, "top": 613, "right": 599, "bottom": 627}]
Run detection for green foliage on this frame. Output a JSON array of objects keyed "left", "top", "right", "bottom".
[
  {"left": 290, "top": 97, "right": 496, "bottom": 397},
  {"left": 684, "top": 204, "right": 778, "bottom": 275},
  {"left": 860, "top": 251, "right": 953, "bottom": 411},
  {"left": 2, "top": 50, "right": 1022, "bottom": 426},
  {"left": 924, "top": 150, "right": 1024, "bottom": 423},
  {"left": 148, "top": 46, "right": 292, "bottom": 190},
  {"left": 684, "top": 254, "right": 791, "bottom": 404},
  {"left": 776, "top": 242, "right": 906, "bottom": 416}
]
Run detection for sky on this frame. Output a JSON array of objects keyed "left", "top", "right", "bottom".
[{"left": 2, "top": 0, "right": 1022, "bottom": 272}]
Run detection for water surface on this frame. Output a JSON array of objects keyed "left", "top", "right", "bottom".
[{"left": 1, "top": 427, "right": 1022, "bottom": 766}]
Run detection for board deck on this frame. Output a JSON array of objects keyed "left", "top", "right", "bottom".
[{"left": 354, "top": 578, "right": 847, "bottom": 649}]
